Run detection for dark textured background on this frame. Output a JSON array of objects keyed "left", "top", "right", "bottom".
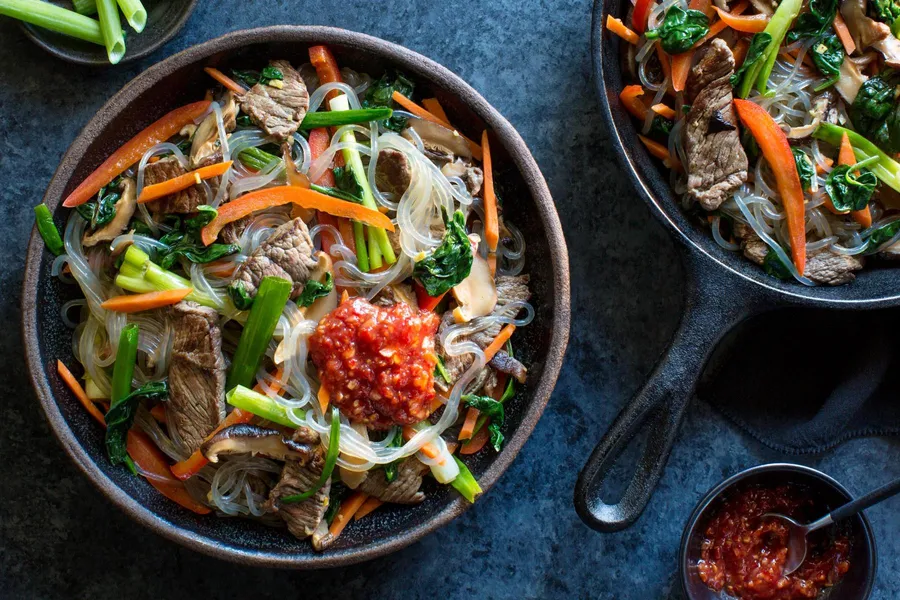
[{"left": 1, "top": 1, "right": 898, "bottom": 598}]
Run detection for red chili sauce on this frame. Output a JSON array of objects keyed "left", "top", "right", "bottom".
[
  {"left": 698, "top": 484, "right": 851, "bottom": 600},
  {"left": 309, "top": 297, "right": 440, "bottom": 429}
]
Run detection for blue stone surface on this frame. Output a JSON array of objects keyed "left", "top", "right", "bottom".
[{"left": 1, "top": 1, "right": 898, "bottom": 598}]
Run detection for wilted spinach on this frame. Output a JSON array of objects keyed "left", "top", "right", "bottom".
[
  {"left": 866, "top": 219, "right": 900, "bottom": 252},
  {"left": 231, "top": 66, "right": 283, "bottom": 88},
  {"left": 153, "top": 206, "right": 239, "bottom": 270},
  {"left": 297, "top": 273, "right": 334, "bottom": 307},
  {"left": 872, "top": 0, "right": 900, "bottom": 35},
  {"left": 462, "top": 395, "right": 505, "bottom": 452},
  {"left": 105, "top": 381, "right": 168, "bottom": 466},
  {"left": 434, "top": 355, "right": 451, "bottom": 384},
  {"left": 77, "top": 178, "right": 122, "bottom": 231},
  {"left": 332, "top": 166, "right": 366, "bottom": 202},
  {"left": 383, "top": 432, "right": 404, "bottom": 483},
  {"left": 851, "top": 74, "right": 900, "bottom": 155},
  {"left": 763, "top": 248, "right": 792, "bottom": 280},
  {"left": 228, "top": 280, "right": 254, "bottom": 311},
  {"left": 730, "top": 33, "right": 772, "bottom": 89},
  {"left": 649, "top": 115, "right": 674, "bottom": 142},
  {"left": 809, "top": 33, "right": 844, "bottom": 88},
  {"left": 413, "top": 209, "right": 473, "bottom": 297},
  {"left": 645, "top": 6, "right": 710, "bottom": 54},
  {"left": 787, "top": 0, "right": 839, "bottom": 41},
  {"left": 324, "top": 482, "right": 348, "bottom": 525},
  {"left": 825, "top": 161, "right": 879, "bottom": 212},
  {"left": 363, "top": 69, "right": 415, "bottom": 132},
  {"left": 793, "top": 148, "right": 815, "bottom": 192}
]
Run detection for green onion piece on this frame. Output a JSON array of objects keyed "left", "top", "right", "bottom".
[
  {"left": 95, "top": 0, "right": 124, "bottom": 64},
  {"left": 0, "top": 0, "right": 103, "bottom": 45},
  {"left": 737, "top": 0, "right": 802, "bottom": 98},
  {"left": 73, "top": 0, "right": 97, "bottom": 16},
  {"left": 110, "top": 324, "right": 139, "bottom": 407},
  {"left": 34, "top": 204, "right": 64, "bottom": 256},
  {"left": 226, "top": 385, "right": 299, "bottom": 427},
  {"left": 115, "top": 0, "right": 145, "bottom": 32},
  {"left": 115, "top": 245, "right": 221, "bottom": 309},
  {"left": 281, "top": 406, "right": 341, "bottom": 503},
  {"left": 814, "top": 123, "right": 900, "bottom": 193},
  {"left": 300, "top": 107, "right": 393, "bottom": 129},
  {"left": 226, "top": 276, "right": 292, "bottom": 391},
  {"left": 449, "top": 457, "right": 482, "bottom": 503}
]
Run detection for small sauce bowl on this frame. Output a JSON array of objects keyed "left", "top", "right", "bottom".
[{"left": 679, "top": 463, "right": 877, "bottom": 600}]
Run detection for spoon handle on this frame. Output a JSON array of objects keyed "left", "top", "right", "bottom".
[{"left": 829, "top": 476, "right": 900, "bottom": 523}]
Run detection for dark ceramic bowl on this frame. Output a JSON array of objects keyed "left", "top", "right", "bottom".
[
  {"left": 20, "top": 0, "right": 197, "bottom": 66},
  {"left": 680, "top": 464, "right": 877, "bottom": 600},
  {"left": 21, "top": 27, "right": 570, "bottom": 567}
]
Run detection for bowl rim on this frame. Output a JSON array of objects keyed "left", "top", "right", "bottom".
[
  {"left": 678, "top": 462, "right": 877, "bottom": 599},
  {"left": 20, "top": 25, "right": 571, "bottom": 568}
]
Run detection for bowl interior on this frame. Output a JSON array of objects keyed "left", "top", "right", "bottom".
[
  {"left": 24, "top": 29, "right": 568, "bottom": 567},
  {"left": 681, "top": 465, "right": 876, "bottom": 600},
  {"left": 592, "top": 0, "right": 900, "bottom": 307},
  {"left": 21, "top": 0, "right": 197, "bottom": 66}
]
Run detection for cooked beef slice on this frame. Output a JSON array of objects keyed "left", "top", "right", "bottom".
[
  {"left": 733, "top": 221, "right": 768, "bottom": 265},
  {"left": 436, "top": 275, "right": 531, "bottom": 393},
  {"left": 358, "top": 458, "right": 429, "bottom": 504},
  {"left": 267, "top": 429, "right": 330, "bottom": 539},
  {"left": 83, "top": 177, "right": 137, "bottom": 247},
  {"left": 805, "top": 248, "right": 865, "bottom": 285},
  {"left": 441, "top": 159, "right": 484, "bottom": 196},
  {"left": 168, "top": 302, "right": 226, "bottom": 452},
  {"left": 684, "top": 39, "right": 748, "bottom": 211},
  {"left": 144, "top": 157, "right": 205, "bottom": 215},
  {"left": 371, "top": 283, "right": 419, "bottom": 310},
  {"left": 238, "top": 60, "right": 310, "bottom": 140},
  {"left": 230, "top": 217, "right": 319, "bottom": 300},
  {"left": 490, "top": 349, "right": 527, "bottom": 384},
  {"left": 375, "top": 149, "right": 412, "bottom": 196}
]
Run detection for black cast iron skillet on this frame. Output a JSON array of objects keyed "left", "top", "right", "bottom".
[
  {"left": 21, "top": 27, "right": 570, "bottom": 567},
  {"left": 575, "top": 0, "right": 900, "bottom": 532}
]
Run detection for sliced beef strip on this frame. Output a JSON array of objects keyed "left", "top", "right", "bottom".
[
  {"left": 436, "top": 275, "right": 531, "bottom": 393},
  {"left": 683, "top": 39, "right": 748, "bottom": 211},
  {"left": 358, "top": 458, "right": 429, "bottom": 504},
  {"left": 266, "top": 428, "right": 330, "bottom": 539},
  {"left": 805, "top": 248, "right": 865, "bottom": 285},
  {"left": 372, "top": 283, "right": 419, "bottom": 310},
  {"left": 230, "top": 217, "right": 319, "bottom": 300},
  {"left": 238, "top": 60, "right": 310, "bottom": 140},
  {"left": 144, "top": 157, "right": 205, "bottom": 216},
  {"left": 168, "top": 302, "right": 226, "bottom": 452},
  {"left": 375, "top": 149, "right": 412, "bottom": 196},
  {"left": 733, "top": 221, "right": 768, "bottom": 265}
]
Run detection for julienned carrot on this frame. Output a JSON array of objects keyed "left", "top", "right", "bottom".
[
  {"left": 390, "top": 91, "right": 483, "bottom": 160},
  {"left": 483, "top": 324, "right": 516, "bottom": 362},
  {"left": 138, "top": 161, "right": 232, "bottom": 204},
  {"left": 672, "top": 52, "right": 693, "bottom": 92},
  {"left": 414, "top": 281, "right": 447, "bottom": 311},
  {"left": 632, "top": 0, "right": 654, "bottom": 33},
  {"left": 481, "top": 130, "right": 499, "bottom": 253},
  {"left": 459, "top": 423, "right": 490, "bottom": 455},
  {"left": 698, "top": 1, "right": 748, "bottom": 45},
  {"left": 354, "top": 496, "right": 384, "bottom": 521},
  {"left": 203, "top": 67, "right": 247, "bottom": 95},
  {"left": 422, "top": 98, "right": 450, "bottom": 124},
  {"left": 150, "top": 403, "right": 167, "bottom": 423},
  {"left": 309, "top": 45, "right": 344, "bottom": 103},
  {"left": 308, "top": 129, "right": 336, "bottom": 187},
  {"left": 203, "top": 260, "right": 236, "bottom": 278},
  {"left": 638, "top": 135, "right": 672, "bottom": 162},
  {"left": 127, "top": 430, "right": 212, "bottom": 515},
  {"left": 200, "top": 186, "right": 394, "bottom": 246},
  {"left": 318, "top": 385, "right": 330, "bottom": 412},
  {"left": 713, "top": 6, "right": 768, "bottom": 32},
  {"left": 651, "top": 103, "right": 677, "bottom": 119},
  {"left": 827, "top": 133, "right": 873, "bottom": 227},
  {"left": 458, "top": 407, "right": 480, "bottom": 441},
  {"left": 63, "top": 101, "right": 211, "bottom": 207},
  {"left": 816, "top": 156, "right": 834, "bottom": 175},
  {"left": 337, "top": 218, "right": 357, "bottom": 255},
  {"left": 329, "top": 491, "right": 369, "bottom": 538},
  {"left": 838, "top": 131, "right": 857, "bottom": 167},
  {"left": 733, "top": 38, "right": 751, "bottom": 67},
  {"left": 100, "top": 288, "right": 193, "bottom": 313},
  {"left": 620, "top": 85, "right": 648, "bottom": 120},
  {"left": 606, "top": 15, "right": 640, "bottom": 45},
  {"left": 833, "top": 13, "right": 856, "bottom": 55},
  {"left": 733, "top": 99, "right": 806, "bottom": 274},
  {"left": 402, "top": 426, "right": 441, "bottom": 460},
  {"left": 57, "top": 360, "right": 106, "bottom": 427}
]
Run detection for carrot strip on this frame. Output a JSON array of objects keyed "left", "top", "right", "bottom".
[
  {"left": 638, "top": 135, "right": 672, "bottom": 161},
  {"left": 150, "top": 404, "right": 167, "bottom": 423},
  {"left": 127, "top": 430, "right": 212, "bottom": 515},
  {"left": 100, "top": 288, "right": 193, "bottom": 313},
  {"left": 459, "top": 424, "right": 490, "bottom": 455},
  {"left": 459, "top": 407, "right": 480, "bottom": 441},
  {"left": 309, "top": 45, "right": 344, "bottom": 103},
  {"left": 307, "top": 127, "right": 341, "bottom": 253},
  {"left": 354, "top": 496, "right": 384, "bottom": 521},
  {"left": 816, "top": 156, "right": 834, "bottom": 175},
  {"left": 483, "top": 324, "right": 516, "bottom": 362},
  {"left": 734, "top": 99, "right": 806, "bottom": 274},
  {"left": 63, "top": 101, "right": 211, "bottom": 207},
  {"left": 606, "top": 15, "right": 640, "bottom": 45},
  {"left": 632, "top": 0, "right": 654, "bottom": 33},
  {"left": 329, "top": 491, "right": 369, "bottom": 538},
  {"left": 671, "top": 52, "right": 693, "bottom": 93},
  {"left": 713, "top": 6, "right": 768, "bottom": 32},
  {"left": 203, "top": 260, "right": 236, "bottom": 278},
  {"left": 203, "top": 67, "right": 247, "bottom": 95},
  {"left": 422, "top": 98, "right": 450, "bottom": 123},
  {"left": 57, "top": 360, "right": 106, "bottom": 427},
  {"left": 414, "top": 282, "right": 447, "bottom": 312},
  {"left": 402, "top": 426, "right": 441, "bottom": 460},
  {"left": 732, "top": 38, "right": 751, "bottom": 68},
  {"left": 391, "top": 91, "right": 483, "bottom": 160},
  {"left": 138, "top": 161, "right": 232, "bottom": 204},
  {"left": 651, "top": 103, "right": 677, "bottom": 119},
  {"left": 481, "top": 130, "right": 500, "bottom": 252},
  {"left": 318, "top": 385, "right": 331, "bottom": 412},
  {"left": 620, "top": 85, "right": 648, "bottom": 120},
  {"left": 832, "top": 133, "right": 872, "bottom": 227},
  {"left": 201, "top": 186, "right": 394, "bottom": 246},
  {"left": 337, "top": 217, "right": 357, "bottom": 255},
  {"left": 833, "top": 13, "right": 856, "bottom": 55},
  {"left": 698, "top": 1, "right": 748, "bottom": 46}
]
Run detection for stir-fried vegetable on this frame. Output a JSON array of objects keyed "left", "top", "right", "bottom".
[
  {"left": 606, "top": 15, "right": 641, "bottom": 44},
  {"left": 231, "top": 66, "right": 283, "bottom": 88},
  {"left": 463, "top": 394, "right": 506, "bottom": 451},
  {"left": 137, "top": 161, "right": 232, "bottom": 204},
  {"left": 281, "top": 406, "right": 341, "bottom": 503},
  {"left": 814, "top": 123, "right": 900, "bottom": 193},
  {"left": 872, "top": 0, "right": 900, "bottom": 35},
  {"left": 57, "top": 360, "right": 107, "bottom": 427},
  {"left": 34, "top": 204, "right": 64, "bottom": 256},
  {"left": 105, "top": 380, "right": 167, "bottom": 465},
  {"left": 116, "top": 246, "right": 221, "bottom": 308},
  {"left": 792, "top": 148, "right": 815, "bottom": 192},
  {"left": 866, "top": 220, "right": 900, "bottom": 252},
  {"left": 225, "top": 385, "right": 297, "bottom": 427},
  {"left": 300, "top": 107, "right": 394, "bottom": 129},
  {"left": 482, "top": 130, "right": 500, "bottom": 253},
  {"left": 363, "top": 69, "right": 415, "bottom": 132},
  {"left": 413, "top": 209, "right": 473, "bottom": 296},
  {"left": 203, "top": 67, "right": 246, "bottom": 94},
  {"left": 825, "top": 156, "right": 880, "bottom": 212},
  {"left": 851, "top": 74, "right": 900, "bottom": 155},
  {"left": 645, "top": 6, "right": 710, "bottom": 54},
  {"left": 110, "top": 324, "right": 139, "bottom": 410},
  {"left": 296, "top": 273, "right": 334, "bottom": 307},
  {"left": 309, "top": 45, "right": 345, "bottom": 104},
  {"left": 127, "top": 429, "right": 212, "bottom": 514},
  {"left": 101, "top": 288, "right": 192, "bottom": 313},
  {"left": 736, "top": 0, "right": 802, "bottom": 97},
  {"left": 712, "top": 6, "right": 768, "bottom": 32},
  {"left": 227, "top": 276, "right": 292, "bottom": 389},
  {"left": 450, "top": 457, "right": 482, "bottom": 503}
]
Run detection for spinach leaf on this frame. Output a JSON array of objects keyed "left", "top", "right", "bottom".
[
  {"left": 851, "top": 74, "right": 900, "bottom": 154},
  {"left": 763, "top": 248, "right": 792, "bottom": 280},
  {"left": 434, "top": 355, "right": 451, "bottom": 384},
  {"left": 383, "top": 431, "right": 404, "bottom": 483},
  {"left": 131, "top": 219, "right": 155, "bottom": 236},
  {"left": 228, "top": 280, "right": 254, "bottom": 310},
  {"left": 333, "top": 166, "right": 365, "bottom": 202},
  {"left": 866, "top": 219, "right": 900, "bottom": 251},
  {"left": 787, "top": 0, "right": 839, "bottom": 41},
  {"left": 82, "top": 179, "right": 122, "bottom": 231},
  {"left": 362, "top": 69, "right": 415, "bottom": 132},
  {"left": 184, "top": 205, "right": 218, "bottom": 231},
  {"left": 231, "top": 69, "right": 261, "bottom": 88},
  {"left": 809, "top": 33, "right": 844, "bottom": 85},
  {"left": 463, "top": 394, "right": 505, "bottom": 452},
  {"left": 645, "top": 6, "right": 710, "bottom": 54},
  {"left": 156, "top": 228, "right": 239, "bottom": 271},
  {"left": 825, "top": 164, "right": 878, "bottom": 212},
  {"left": 649, "top": 115, "right": 673, "bottom": 141},
  {"left": 176, "top": 138, "right": 191, "bottom": 155},
  {"left": 75, "top": 203, "right": 95, "bottom": 221},
  {"left": 872, "top": 0, "right": 900, "bottom": 34},
  {"left": 236, "top": 114, "right": 253, "bottom": 127},
  {"left": 324, "top": 482, "right": 347, "bottom": 525},
  {"left": 259, "top": 66, "right": 283, "bottom": 85},
  {"left": 730, "top": 33, "right": 772, "bottom": 89},
  {"left": 297, "top": 273, "right": 333, "bottom": 307},
  {"left": 413, "top": 209, "right": 473, "bottom": 297},
  {"left": 105, "top": 381, "right": 168, "bottom": 465},
  {"left": 792, "top": 148, "right": 815, "bottom": 192}
]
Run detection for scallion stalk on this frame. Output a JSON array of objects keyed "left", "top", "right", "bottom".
[
  {"left": 226, "top": 385, "right": 300, "bottom": 427},
  {"left": 0, "top": 0, "right": 103, "bottom": 45},
  {"left": 34, "top": 204, "right": 64, "bottom": 256},
  {"left": 814, "top": 123, "right": 900, "bottom": 193},
  {"left": 738, "top": 0, "right": 802, "bottom": 97},
  {"left": 281, "top": 406, "right": 341, "bottom": 503},
  {"left": 226, "top": 276, "right": 292, "bottom": 391},
  {"left": 299, "top": 107, "right": 393, "bottom": 129},
  {"left": 95, "top": 0, "right": 125, "bottom": 64},
  {"left": 115, "top": 246, "right": 221, "bottom": 308},
  {"left": 115, "top": 0, "right": 145, "bottom": 32},
  {"left": 110, "top": 324, "right": 138, "bottom": 407},
  {"left": 450, "top": 457, "right": 482, "bottom": 503},
  {"left": 73, "top": 0, "right": 97, "bottom": 16}
]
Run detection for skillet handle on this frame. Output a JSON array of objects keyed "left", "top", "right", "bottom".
[{"left": 574, "top": 256, "right": 763, "bottom": 532}]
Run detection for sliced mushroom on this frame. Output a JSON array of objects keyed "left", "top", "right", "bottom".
[
  {"left": 452, "top": 242, "right": 498, "bottom": 323},
  {"left": 834, "top": 58, "right": 869, "bottom": 104},
  {"left": 408, "top": 118, "right": 472, "bottom": 163},
  {"left": 748, "top": 0, "right": 777, "bottom": 16},
  {"left": 201, "top": 424, "right": 315, "bottom": 464},
  {"left": 441, "top": 158, "right": 484, "bottom": 195},
  {"left": 841, "top": 0, "right": 900, "bottom": 67},
  {"left": 301, "top": 252, "right": 338, "bottom": 324},
  {"left": 83, "top": 178, "right": 137, "bottom": 247},
  {"left": 490, "top": 349, "right": 528, "bottom": 384},
  {"left": 190, "top": 91, "right": 237, "bottom": 168},
  {"left": 786, "top": 93, "right": 833, "bottom": 139}
]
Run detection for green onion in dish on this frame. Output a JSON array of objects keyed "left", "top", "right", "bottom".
[
  {"left": 736, "top": 0, "right": 802, "bottom": 98},
  {"left": 0, "top": 0, "right": 103, "bottom": 45},
  {"left": 34, "top": 204, "right": 64, "bottom": 256},
  {"left": 450, "top": 457, "right": 482, "bottom": 503},
  {"left": 300, "top": 107, "right": 393, "bottom": 129},
  {"left": 814, "top": 123, "right": 900, "bottom": 193},
  {"left": 95, "top": 0, "right": 124, "bottom": 64},
  {"left": 226, "top": 385, "right": 300, "bottom": 428},
  {"left": 115, "top": 245, "right": 222, "bottom": 309},
  {"left": 73, "top": 0, "right": 96, "bottom": 16},
  {"left": 281, "top": 406, "right": 341, "bottom": 503},
  {"left": 116, "top": 0, "right": 145, "bottom": 32},
  {"left": 110, "top": 323, "right": 139, "bottom": 407}
]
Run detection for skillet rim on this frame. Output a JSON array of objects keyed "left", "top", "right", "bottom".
[{"left": 20, "top": 25, "right": 571, "bottom": 568}]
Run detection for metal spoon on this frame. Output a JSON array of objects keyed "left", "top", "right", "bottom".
[{"left": 765, "top": 476, "right": 900, "bottom": 574}]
